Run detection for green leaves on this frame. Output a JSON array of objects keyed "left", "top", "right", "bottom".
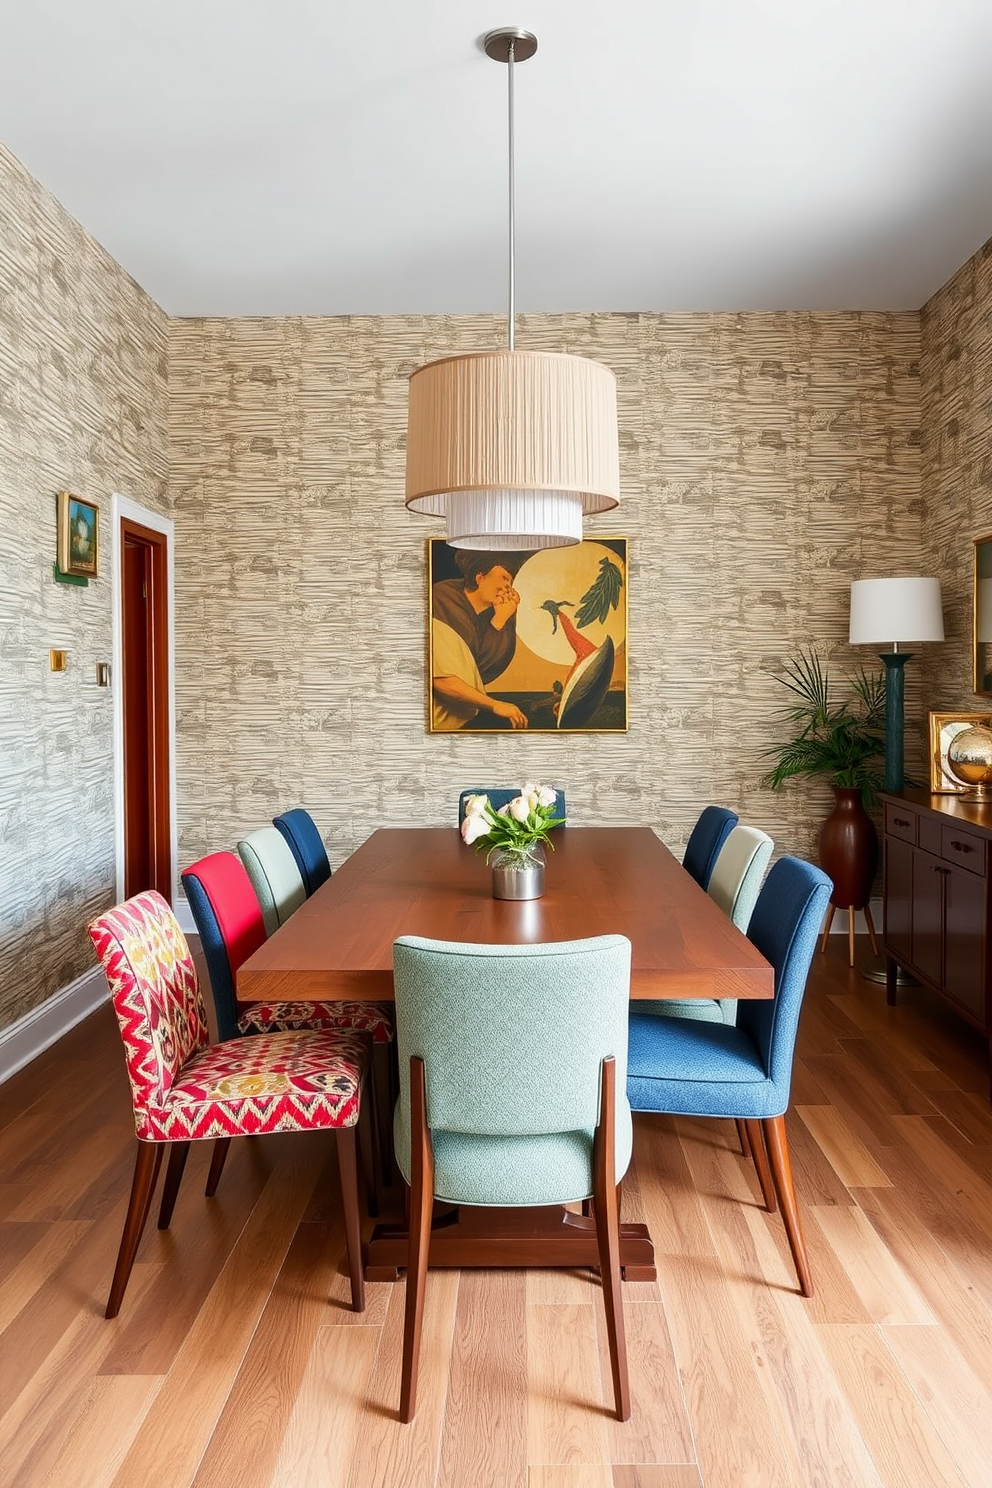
[
  {"left": 575, "top": 559, "right": 624, "bottom": 629},
  {"left": 763, "top": 647, "right": 887, "bottom": 804}
]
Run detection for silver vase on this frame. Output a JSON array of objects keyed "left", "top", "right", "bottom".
[{"left": 491, "top": 844, "right": 546, "bottom": 900}]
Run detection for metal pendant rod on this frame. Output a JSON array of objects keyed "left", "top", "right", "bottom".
[
  {"left": 484, "top": 28, "right": 537, "bottom": 353},
  {"left": 507, "top": 37, "right": 515, "bottom": 350}
]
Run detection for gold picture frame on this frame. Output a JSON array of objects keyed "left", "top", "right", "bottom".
[
  {"left": 427, "top": 537, "right": 628, "bottom": 733},
  {"left": 928, "top": 710, "right": 992, "bottom": 793},
  {"left": 56, "top": 491, "right": 99, "bottom": 578}
]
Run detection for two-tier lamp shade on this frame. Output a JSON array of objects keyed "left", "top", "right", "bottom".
[
  {"left": 848, "top": 577, "right": 945, "bottom": 647},
  {"left": 405, "top": 350, "right": 620, "bottom": 550}
]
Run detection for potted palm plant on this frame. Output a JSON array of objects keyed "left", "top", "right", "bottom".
[{"left": 763, "top": 649, "right": 886, "bottom": 914}]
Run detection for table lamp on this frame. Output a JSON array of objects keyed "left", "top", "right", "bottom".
[{"left": 849, "top": 576, "right": 945, "bottom": 792}]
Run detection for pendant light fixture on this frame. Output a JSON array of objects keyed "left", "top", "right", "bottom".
[{"left": 404, "top": 28, "right": 621, "bottom": 551}]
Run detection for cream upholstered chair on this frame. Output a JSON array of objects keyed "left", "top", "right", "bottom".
[
  {"left": 644, "top": 824, "right": 774, "bottom": 1026},
  {"left": 391, "top": 933, "right": 632, "bottom": 1424},
  {"left": 237, "top": 826, "right": 307, "bottom": 936}
]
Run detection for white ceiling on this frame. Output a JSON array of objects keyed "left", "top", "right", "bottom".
[{"left": 2, "top": 0, "right": 991, "bottom": 318}]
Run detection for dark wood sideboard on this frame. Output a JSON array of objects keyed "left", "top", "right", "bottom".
[{"left": 881, "top": 790, "right": 992, "bottom": 1081}]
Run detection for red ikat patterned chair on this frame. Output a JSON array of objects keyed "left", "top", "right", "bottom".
[{"left": 89, "top": 890, "right": 370, "bottom": 1318}]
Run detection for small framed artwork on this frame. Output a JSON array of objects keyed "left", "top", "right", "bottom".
[
  {"left": 56, "top": 491, "right": 99, "bottom": 578},
  {"left": 427, "top": 537, "right": 628, "bottom": 733},
  {"left": 928, "top": 710, "right": 992, "bottom": 793}
]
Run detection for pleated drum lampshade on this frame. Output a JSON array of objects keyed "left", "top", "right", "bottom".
[{"left": 405, "top": 349, "right": 620, "bottom": 550}]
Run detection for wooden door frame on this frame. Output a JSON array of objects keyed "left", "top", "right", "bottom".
[{"left": 111, "top": 493, "right": 177, "bottom": 905}]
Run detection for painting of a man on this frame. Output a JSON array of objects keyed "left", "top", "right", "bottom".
[
  {"left": 428, "top": 538, "right": 628, "bottom": 734},
  {"left": 431, "top": 551, "right": 528, "bottom": 730}
]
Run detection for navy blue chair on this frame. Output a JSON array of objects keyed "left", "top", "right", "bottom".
[
  {"left": 273, "top": 808, "right": 332, "bottom": 896},
  {"left": 457, "top": 788, "right": 566, "bottom": 826},
  {"left": 682, "top": 805, "right": 738, "bottom": 888},
  {"left": 627, "top": 856, "right": 831, "bottom": 1295}
]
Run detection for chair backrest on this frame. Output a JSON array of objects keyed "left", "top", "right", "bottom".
[
  {"left": 181, "top": 852, "right": 267, "bottom": 1041},
  {"left": 707, "top": 824, "right": 774, "bottom": 931},
  {"left": 89, "top": 891, "right": 209, "bottom": 1112},
  {"left": 272, "top": 808, "right": 332, "bottom": 896},
  {"left": 682, "top": 805, "right": 739, "bottom": 888},
  {"left": 237, "top": 826, "right": 307, "bottom": 937},
  {"left": 392, "top": 934, "right": 630, "bottom": 1145},
  {"left": 457, "top": 787, "right": 566, "bottom": 826},
  {"left": 738, "top": 856, "right": 832, "bottom": 1090}
]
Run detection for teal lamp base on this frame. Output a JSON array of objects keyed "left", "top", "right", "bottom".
[{"left": 880, "top": 651, "right": 912, "bottom": 793}]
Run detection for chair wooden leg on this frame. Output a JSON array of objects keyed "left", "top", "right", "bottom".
[
  {"left": 735, "top": 1119, "right": 751, "bottom": 1158},
  {"left": 373, "top": 1041, "right": 395, "bottom": 1187},
  {"left": 863, "top": 902, "right": 879, "bottom": 956},
  {"left": 204, "top": 1138, "right": 231, "bottom": 1198},
  {"left": 106, "top": 1142, "right": 164, "bottom": 1319},
  {"left": 356, "top": 1092, "right": 379, "bottom": 1218},
  {"left": 592, "top": 1056, "right": 630, "bottom": 1422},
  {"left": 157, "top": 1141, "right": 190, "bottom": 1229},
  {"left": 335, "top": 1125, "right": 366, "bottom": 1313},
  {"left": 400, "top": 1056, "right": 434, "bottom": 1424},
  {"left": 819, "top": 903, "right": 835, "bottom": 954},
  {"left": 763, "top": 1114, "right": 813, "bottom": 1297},
  {"left": 743, "top": 1119, "right": 776, "bottom": 1213}
]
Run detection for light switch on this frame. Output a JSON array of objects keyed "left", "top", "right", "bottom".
[
  {"left": 96, "top": 662, "right": 111, "bottom": 687},
  {"left": 50, "top": 649, "right": 67, "bottom": 672}
]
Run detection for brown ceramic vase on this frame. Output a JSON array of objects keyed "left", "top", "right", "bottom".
[{"left": 817, "top": 786, "right": 878, "bottom": 910}]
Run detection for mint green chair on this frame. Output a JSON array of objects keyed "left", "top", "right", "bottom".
[
  {"left": 391, "top": 933, "right": 633, "bottom": 1424},
  {"left": 237, "top": 827, "right": 307, "bottom": 937}
]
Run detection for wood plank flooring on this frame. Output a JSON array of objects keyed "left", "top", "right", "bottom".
[{"left": 2, "top": 939, "right": 992, "bottom": 1487}]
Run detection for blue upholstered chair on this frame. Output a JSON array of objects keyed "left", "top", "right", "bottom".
[
  {"left": 237, "top": 826, "right": 307, "bottom": 937},
  {"left": 457, "top": 787, "right": 566, "bottom": 826},
  {"left": 682, "top": 805, "right": 738, "bottom": 888},
  {"left": 272, "top": 808, "right": 332, "bottom": 896},
  {"left": 627, "top": 857, "right": 832, "bottom": 1295},
  {"left": 645, "top": 824, "right": 774, "bottom": 1027},
  {"left": 391, "top": 933, "right": 632, "bottom": 1423}
]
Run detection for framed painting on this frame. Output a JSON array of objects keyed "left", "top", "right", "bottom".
[
  {"left": 427, "top": 537, "right": 628, "bottom": 733},
  {"left": 928, "top": 710, "right": 992, "bottom": 793},
  {"left": 56, "top": 491, "right": 99, "bottom": 578}
]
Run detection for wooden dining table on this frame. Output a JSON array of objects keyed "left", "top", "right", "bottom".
[{"left": 237, "top": 826, "right": 774, "bottom": 1281}]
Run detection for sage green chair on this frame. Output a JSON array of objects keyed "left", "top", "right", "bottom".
[
  {"left": 391, "top": 933, "right": 633, "bottom": 1424},
  {"left": 237, "top": 826, "right": 307, "bottom": 937},
  {"left": 643, "top": 824, "right": 774, "bottom": 1027}
]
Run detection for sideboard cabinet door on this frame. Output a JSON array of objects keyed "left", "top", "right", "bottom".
[{"left": 880, "top": 793, "right": 991, "bottom": 1075}]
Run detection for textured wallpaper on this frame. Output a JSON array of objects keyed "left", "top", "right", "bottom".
[
  {"left": 920, "top": 239, "right": 992, "bottom": 708},
  {"left": 5, "top": 126, "right": 987, "bottom": 1039},
  {"left": 0, "top": 143, "right": 170, "bottom": 1030},
  {"left": 170, "top": 308, "right": 924, "bottom": 880}
]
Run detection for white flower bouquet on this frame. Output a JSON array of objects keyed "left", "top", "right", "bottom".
[{"left": 460, "top": 784, "right": 565, "bottom": 863}]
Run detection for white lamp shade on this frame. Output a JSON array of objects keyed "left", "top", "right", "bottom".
[
  {"left": 405, "top": 349, "right": 620, "bottom": 550},
  {"left": 849, "top": 576, "right": 945, "bottom": 645}
]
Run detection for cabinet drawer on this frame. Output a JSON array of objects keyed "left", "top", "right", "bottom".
[
  {"left": 941, "top": 823, "right": 987, "bottom": 878},
  {"left": 885, "top": 804, "right": 917, "bottom": 844}
]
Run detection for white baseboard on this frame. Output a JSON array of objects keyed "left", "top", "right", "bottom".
[
  {"left": 0, "top": 965, "right": 109, "bottom": 1084},
  {"left": 175, "top": 893, "right": 195, "bottom": 935}
]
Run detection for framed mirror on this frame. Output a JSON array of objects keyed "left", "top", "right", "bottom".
[{"left": 976, "top": 533, "right": 992, "bottom": 694}]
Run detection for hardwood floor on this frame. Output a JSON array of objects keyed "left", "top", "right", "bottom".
[{"left": 3, "top": 939, "right": 992, "bottom": 1487}]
